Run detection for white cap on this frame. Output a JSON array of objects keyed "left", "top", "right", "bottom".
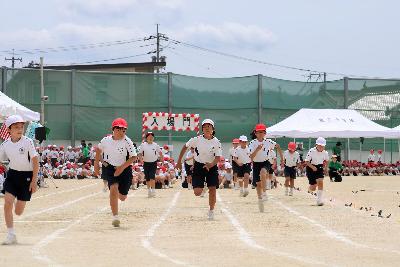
[
  {"left": 53, "top": 145, "right": 57, "bottom": 148},
  {"left": 67, "top": 146, "right": 72, "bottom": 149},
  {"left": 201, "top": 119, "right": 214, "bottom": 128},
  {"left": 316, "top": 137, "right": 326, "bottom": 146},
  {"left": 225, "top": 163, "right": 232, "bottom": 169},
  {"left": 239, "top": 135, "right": 248, "bottom": 142},
  {"left": 4, "top": 115, "right": 25, "bottom": 128}
]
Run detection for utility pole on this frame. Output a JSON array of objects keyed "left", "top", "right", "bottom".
[
  {"left": 5, "top": 49, "right": 22, "bottom": 68},
  {"left": 145, "top": 24, "right": 167, "bottom": 73}
]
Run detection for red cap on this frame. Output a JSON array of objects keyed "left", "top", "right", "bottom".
[
  {"left": 112, "top": 118, "right": 128, "bottom": 129},
  {"left": 370, "top": 149, "right": 374, "bottom": 153},
  {"left": 255, "top": 123, "right": 267, "bottom": 132},
  {"left": 378, "top": 149, "right": 382, "bottom": 154},
  {"left": 232, "top": 138, "right": 240, "bottom": 144},
  {"left": 60, "top": 146, "right": 64, "bottom": 150},
  {"left": 288, "top": 142, "right": 296, "bottom": 151}
]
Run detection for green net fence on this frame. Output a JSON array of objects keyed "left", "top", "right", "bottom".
[{"left": 1, "top": 68, "right": 399, "bottom": 156}]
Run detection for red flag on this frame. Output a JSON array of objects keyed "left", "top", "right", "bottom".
[{"left": 0, "top": 123, "right": 10, "bottom": 140}]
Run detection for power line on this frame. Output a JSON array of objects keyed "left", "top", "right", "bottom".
[
  {"left": 166, "top": 37, "right": 386, "bottom": 79},
  {"left": 0, "top": 37, "right": 147, "bottom": 55},
  {"left": 5, "top": 49, "right": 22, "bottom": 68}
]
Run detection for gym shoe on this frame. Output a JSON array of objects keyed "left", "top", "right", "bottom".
[
  {"left": 285, "top": 188, "right": 289, "bottom": 196},
  {"left": 317, "top": 201, "right": 324, "bottom": 206},
  {"left": 239, "top": 191, "right": 244, "bottom": 197},
  {"left": 258, "top": 199, "right": 264, "bottom": 213},
  {"left": 208, "top": 210, "right": 214, "bottom": 221},
  {"left": 243, "top": 190, "right": 249, "bottom": 197},
  {"left": 289, "top": 190, "right": 293, "bottom": 196},
  {"left": 2, "top": 234, "right": 17, "bottom": 245},
  {"left": 148, "top": 190, "right": 152, "bottom": 198},
  {"left": 112, "top": 217, "right": 120, "bottom": 227}
]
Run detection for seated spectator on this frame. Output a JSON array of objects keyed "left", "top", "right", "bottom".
[{"left": 329, "top": 155, "right": 343, "bottom": 182}]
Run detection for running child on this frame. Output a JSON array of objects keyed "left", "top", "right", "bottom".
[
  {"left": 138, "top": 132, "right": 163, "bottom": 198},
  {"left": 229, "top": 138, "right": 240, "bottom": 190},
  {"left": 305, "top": 137, "right": 329, "bottom": 206},
  {"left": 177, "top": 119, "right": 222, "bottom": 220},
  {"left": 234, "top": 135, "right": 252, "bottom": 197},
  {"left": 94, "top": 118, "right": 137, "bottom": 227},
  {"left": 283, "top": 142, "right": 301, "bottom": 196},
  {"left": 249, "top": 123, "right": 283, "bottom": 212},
  {"left": 0, "top": 115, "right": 39, "bottom": 245}
]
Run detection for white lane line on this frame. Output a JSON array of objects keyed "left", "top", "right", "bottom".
[
  {"left": 217, "top": 194, "right": 334, "bottom": 267},
  {"left": 32, "top": 183, "right": 99, "bottom": 200},
  {"left": 271, "top": 197, "right": 400, "bottom": 256},
  {"left": 15, "top": 220, "right": 72, "bottom": 223},
  {"left": 32, "top": 191, "right": 137, "bottom": 266},
  {"left": 141, "top": 192, "right": 189, "bottom": 266},
  {"left": 32, "top": 206, "right": 108, "bottom": 266},
  {"left": 22, "top": 192, "right": 101, "bottom": 219}
]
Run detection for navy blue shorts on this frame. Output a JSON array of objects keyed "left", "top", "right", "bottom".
[
  {"left": 237, "top": 163, "right": 251, "bottom": 177},
  {"left": 192, "top": 161, "right": 218, "bottom": 189},
  {"left": 252, "top": 161, "right": 271, "bottom": 186},
  {"left": 3, "top": 169, "right": 33, "bottom": 201},
  {"left": 306, "top": 164, "right": 324, "bottom": 185},
  {"left": 232, "top": 161, "right": 239, "bottom": 175},
  {"left": 143, "top": 161, "right": 157, "bottom": 181},
  {"left": 284, "top": 166, "right": 296, "bottom": 179},
  {"left": 102, "top": 164, "right": 132, "bottom": 195}
]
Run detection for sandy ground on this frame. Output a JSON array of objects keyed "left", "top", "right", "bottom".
[{"left": 1, "top": 175, "right": 400, "bottom": 267}]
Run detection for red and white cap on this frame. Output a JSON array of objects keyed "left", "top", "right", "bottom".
[
  {"left": 112, "top": 118, "right": 128, "bottom": 129},
  {"left": 5, "top": 115, "right": 25, "bottom": 128},
  {"left": 232, "top": 138, "right": 240, "bottom": 144}
]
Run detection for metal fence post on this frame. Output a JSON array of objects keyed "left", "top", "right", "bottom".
[
  {"left": 1, "top": 67, "right": 7, "bottom": 93},
  {"left": 71, "top": 70, "right": 76, "bottom": 146},
  {"left": 344, "top": 77, "right": 349, "bottom": 109},
  {"left": 258, "top": 74, "right": 263, "bottom": 123},
  {"left": 168, "top": 72, "right": 172, "bottom": 147}
]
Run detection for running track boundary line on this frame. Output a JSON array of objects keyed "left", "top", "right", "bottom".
[{"left": 217, "top": 193, "right": 334, "bottom": 267}]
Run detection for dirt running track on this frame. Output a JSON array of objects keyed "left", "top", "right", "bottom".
[{"left": 1, "top": 176, "right": 400, "bottom": 267}]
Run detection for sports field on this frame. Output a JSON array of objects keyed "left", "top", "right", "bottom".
[{"left": 1, "top": 176, "right": 400, "bottom": 267}]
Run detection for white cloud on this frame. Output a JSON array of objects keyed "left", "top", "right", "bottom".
[
  {"left": 172, "top": 22, "right": 277, "bottom": 50},
  {"left": 153, "top": 0, "right": 184, "bottom": 9},
  {"left": 60, "top": 0, "right": 138, "bottom": 16}
]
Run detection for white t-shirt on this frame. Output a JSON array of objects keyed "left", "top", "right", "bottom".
[
  {"left": 139, "top": 142, "right": 161, "bottom": 162},
  {"left": 221, "top": 171, "right": 233, "bottom": 181},
  {"left": 305, "top": 147, "right": 329, "bottom": 165},
  {"left": 229, "top": 147, "right": 237, "bottom": 163},
  {"left": 267, "top": 149, "right": 276, "bottom": 163},
  {"left": 98, "top": 135, "right": 137, "bottom": 166},
  {"left": 50, "top": 150, "right": 59, "bottom": 159},
  {"left": 234, "top": 146, "right": 251, "bottom": 164},
  {"left": 284, "top": 150, "right": 300, "bottom": 167},
  {"left": 377, "top": 154, "right": 382, "bottom": 162},
  {"left": 65, "top": 151, "right": 75, "bottom": 160},
  {"left": 367, "top": 154, "right": 375, "bottom": 162},
  {"left": 248, "top": 138, "right": 276, "bottom": 162},
  {"left": 0, "top": 136, "right": 38, "bottom": 171},
  {"left": 185, "top": 135, "right": 222, "bottom": 164},
  {"left": 185, "top": 150, "right": 194, "bottom": 165}
]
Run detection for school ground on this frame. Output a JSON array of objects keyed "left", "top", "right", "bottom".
[{"left": 1, "top": 176, "right": 400, "bottom": 267}]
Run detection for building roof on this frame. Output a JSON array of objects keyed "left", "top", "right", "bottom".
[{"left": 28, "top": 62, "right": 166, "bottom": 71}]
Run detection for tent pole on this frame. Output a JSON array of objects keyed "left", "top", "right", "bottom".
[
  {"left": 359, "top": 141, "right": 362, "bottom": 162},
  {"left": 383, "top": 138, "right": 386, "bottom": 162},
  {"left": 347, "top": 138, "right": 350, "bottom": 160},
  {"left": 308, "top": 138, "right": 311, "bottom": 150}
]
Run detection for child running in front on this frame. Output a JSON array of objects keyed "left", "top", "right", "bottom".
[
  {"left": 176, "top": 119, "right": 222, "bottom": 220},
  {"left": 0, "top": 115, "right": 39, "bottom": 245},
  {"left": 305, "top": 137, "right": 329, "bottom": 206},
  {"left": 94, "top": 118, "right": 137, "bottom": 227}
]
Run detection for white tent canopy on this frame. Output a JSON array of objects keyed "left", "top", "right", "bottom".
[
  {"left": 267, "top": 108, "right": 397, "bottom": 138},
  {"left": 0, "top": 91, "right": 40, "bottom": 122}
]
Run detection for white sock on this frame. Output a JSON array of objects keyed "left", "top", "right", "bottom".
[
  {"left": 7, "top": 228, "right": 15, "bottom": 235},
  {"left": 317, "top": 190, "right": 323, "bottom": 201},
  {"left": 113, "top": 215, "right": 119, "bottom": 220},
  {"left": 290, "top": 187, "right": 294, "bottom": 193},
  {"left": 285, "top": 187, "right": 289, "bottom": 192},
  {"left": 240, "top": 187, "right": 244, "bottom": 193}
]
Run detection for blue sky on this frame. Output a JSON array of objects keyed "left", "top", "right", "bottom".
[{"left": 1, "top": 0, "right": 399, "bottom": 80}]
